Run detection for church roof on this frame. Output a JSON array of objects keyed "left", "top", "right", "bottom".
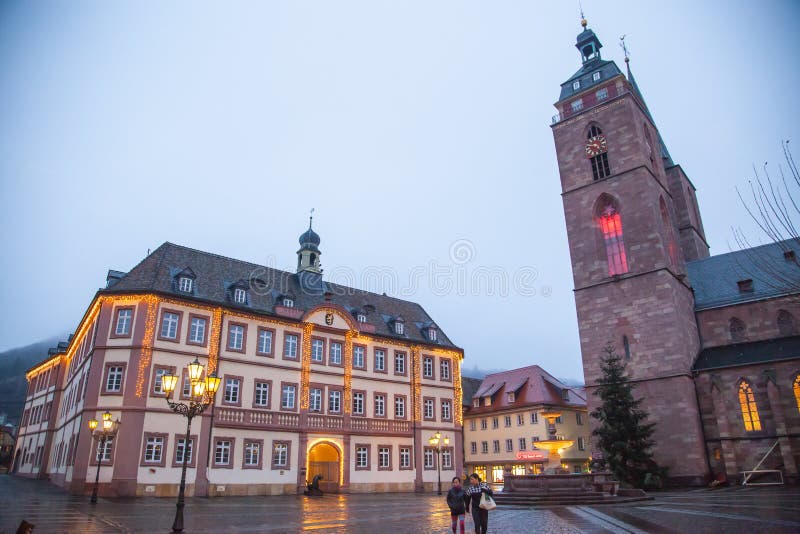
[
  {"left": 686, "top": 239, "right": 800, "bottom": 310},
  {"left": 559, "top": 59, "right": 622, "bottom": 101},
  {"left": 693, "top": 335, "right": 800, "bottom": 371},
  {"left": 103, "top": 242, "right": 459, "bottom": 349}
]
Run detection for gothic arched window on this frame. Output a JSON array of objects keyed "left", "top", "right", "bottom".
[
  {"left": 777, "top": 310, "right": 797, "bottom": 337},
  {"left": 660, "top": 197, "right": 678, "bottom": 266},
  {"left": 738, "top": 381, "right": 761, "bottom": 432},
  {"left": 587, "top": 125, "right": 610, "bottom": 181},
  {"left": 794, "top": 375, "right": 800, "bottom": 415},
  {"left": 729, "top": 317, "right": 746, "bottom": 343},
  {"left": 597, "top": 199, "right": 628, "bottom": 276}
]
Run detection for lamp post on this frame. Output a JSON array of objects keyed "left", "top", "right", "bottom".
[
  {"left": 87, "top": 410, "right": 120, "bottom": 504},
  {"left": 428, "top": 431, "right": 450, "bottom": 495},
  {"left": 160, "top": 358, "right": 221, "bottom": 533}
]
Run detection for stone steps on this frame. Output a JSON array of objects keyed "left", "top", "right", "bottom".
[{"left": 494, "top": 492, "right": 652, "bottom": 506}]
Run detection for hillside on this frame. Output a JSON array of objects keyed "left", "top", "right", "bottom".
[{"left": 0, "top": 336, "right": 63, "bottom": 425}]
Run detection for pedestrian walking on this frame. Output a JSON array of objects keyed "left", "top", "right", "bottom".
[
  {"left": 446, "top": 476, "right": 467, "bottom": 534},
  {"left": 464, "top": 473, "right": 493, "bottom": 534}
]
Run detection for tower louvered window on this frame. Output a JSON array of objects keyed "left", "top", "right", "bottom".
[{"left": 587, "top": 126, "right": 610, "bottom": 180}]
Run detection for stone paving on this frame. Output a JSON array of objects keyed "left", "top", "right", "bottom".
[{"left": 2, "top": 475, "right": 799, "bottom": 533}]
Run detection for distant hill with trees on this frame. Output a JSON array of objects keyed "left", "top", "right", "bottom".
[{"left": 0, "top": 336, "right": 63, "bottom": 425}]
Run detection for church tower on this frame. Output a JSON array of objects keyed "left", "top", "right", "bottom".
[{"left": 551, "top": 18, "right": 709, "bottom": 483}]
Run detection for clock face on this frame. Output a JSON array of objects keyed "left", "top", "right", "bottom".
[{"left": 585, "top": 135, "right": 607, "bottom": 157}]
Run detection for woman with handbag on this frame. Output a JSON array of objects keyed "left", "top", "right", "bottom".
[{"left": 464, "top": 473, "right": 494, "bottom": 534}]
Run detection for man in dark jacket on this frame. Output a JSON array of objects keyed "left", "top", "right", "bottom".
[{"left": 446, "top": 476, "right": 467, "bottom": 534}]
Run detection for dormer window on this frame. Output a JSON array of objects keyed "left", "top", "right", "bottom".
[
  {"left": 472, "top": 399, "right": 480, "bottom": 408},
  {"left": 592, "top": 71, "right": 601, "bottom": 82},
  {"left": 737, "top": 279, "right": 754, "bottom": 293},
  {"left": 428, "top": 327, "right": 438, "bottom": 342},
  {"left": 178, "top": 277, "right": 193, "bottom": 293},
  {"left": 562, "top": 389, "right": 570, "bottom": 401},
  {"left": 507, "top": 392, "right": 515, "bottom": 403},
  {"left": 395, "top": 322, "right": 404, "bottom": 335},
  {"left": 283, "top": 298, "right": 294, "bottom": 308},
  {"left": 357, "top": 313, "right": 367, "bottom": 323},
  {"left": 572, "top": 80, "right": 580, "bottom": 90},
  {"left": 483, "top": 397, "right": 491, "bottom": 407},
  {"left": 233, "top": 288, "right": 247, "bottom": 304}
]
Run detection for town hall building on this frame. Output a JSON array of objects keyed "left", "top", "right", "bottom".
[
  {"left": 13, "top": 222, "right": 463, "bottom": 497},
  {"left": 552, "top": 18, "right": 800, "bottom": 484}
]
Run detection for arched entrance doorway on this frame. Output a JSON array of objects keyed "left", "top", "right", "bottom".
[{"left": 307, "top": 442, "right": 340, "bottom": 493}]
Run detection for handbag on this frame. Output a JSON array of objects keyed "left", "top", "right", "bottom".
[{"left": 479, "top": 491, "right": 496, "bottom": 511}]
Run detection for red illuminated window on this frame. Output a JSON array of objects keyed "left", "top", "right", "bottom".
[{"left": 599, "top": 204, "right": 628, "bottom": 275}]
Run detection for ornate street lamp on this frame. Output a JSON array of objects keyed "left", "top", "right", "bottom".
[
  {"left": 428, "top": 431, "right": 450, "bottom": 495},
  {"left": 87, "top": 410, "right": 120, "bottom": 504},
  {"left": 160, "top": 358, "right": 221, "bottom": 533}
]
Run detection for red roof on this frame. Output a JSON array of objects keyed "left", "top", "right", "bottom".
[{"left": 467, "top": 365, "right": 586, "bottom": 414}]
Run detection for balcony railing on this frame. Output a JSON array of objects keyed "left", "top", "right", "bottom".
[{"left": 215, "top": 407, "right": 412, "bottom": 435}]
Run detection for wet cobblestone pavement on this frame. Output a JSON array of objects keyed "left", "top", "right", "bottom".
[{"left": 2, "top": 475, "right": 799, "bottom": 533}]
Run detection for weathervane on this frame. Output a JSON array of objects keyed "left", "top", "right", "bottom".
[
  {"left": 579, "top": 1, "right": 587, "bottom": 28},
  {"left": 620, "top": 34, "right": 630, "bottom": 63},
  {"left": 309, "top": 208, "right": 315, "bottom": 229}
]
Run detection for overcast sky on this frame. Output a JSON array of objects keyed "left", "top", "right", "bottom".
[{"left": 1, "top": 1, "right": 798, "bottom": 381}]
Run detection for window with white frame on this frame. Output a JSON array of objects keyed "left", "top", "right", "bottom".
[
  {"left": 481, "top": 419, "right": 487, "bottom": 430},
  {"left": 282, "top": 297, "right": 294, "bottom": 308},
  {"left": 504, "top": 416, "right": 512, "bottom": 427},
  {"left": 284, "top": 334, "right": 298, "bottom": 358},
  {"left": 353, "top": 392, "right": 365, "bottom": 415},
  {"left": 519, "top": 438, "right": 527, "bottom": 450},
  {"left": 531, "top": 412, "right": 538, "bottom": 424},
  {"left": 178, "top": 277, "right": 193, "bottom": 293},
  {"left": 440, "top": 359, "right": 450, "bottom": 380},
  {"left": 482, "top": 441, "right": 489, "bottom": 454},
  {"left": 357, "top": 313, "right": 367, "bottom": 323},
  {"left": 378, "top": 447, "right": 390, "bottom": 468},
  {"left": 593, "top": 71, "right": 601, "bottom": 81},
  {"left": 469, "top": 420, "right": 476, "bottom": 431},
  {"left": 429, "top": 328, "right": 437, "bottom": 342},
  {"left": 356, "top": 446, "right": 368, "bottom": 468},
  {"left": 228, "top": 325, "right": 244, "bottom": 350},
  {"left": 106, "top": 366, "right": 123, "bottom": 392},
  {"left": 596, "top": 87, "right": 608, "bottom": 100},
  {"left": 571, "top": 98, "right": 583, "bottom": 112},
  {"left": 233, "top": 288, "right": 246, "bottom": 304},
  {"left": 578, "top": 437, "right": 585, "bottom": 451},
  {"left": 394, "top": 352, "right": 405, "bottom": 374},
  {"left": 576, "top": 412, "right": 583, "bottom": 425},
  {"left": 244, "top": 441, "right": 260, "bottom": 466},
  {"left": 254, "top": 382, "right": 269, "bottom": 407},
  {"left": 492, "top": 417, "right": 498, "bottom": 429},
  {"left": 400, "top": 447, "right": 411, "bottom": 469},
  {"left": 517, "top": 414, "right": 524, "bottom": 426},
  {"left": 424, "top": 449, "right": 435, "bottom": 468},
  {"left": 144, "top": 437, "right": 164, "bottom": 463},
  {"left": 375, "top": 349, "right": 385, "bottom": 371},
  {"left": 353, "top": 346, "right": 365, "bottom": 368},
  {"left": 573, "top": 80, "right": 580, "bottom": 90},
  {"left": 281, "top": 384, "right": 296, "bottom": 409},
  {"left": 441, "top": 400, "right": 451, "bottom": 421},
  {"left": 96, "top": 437, "right": 113, "bottom": 462},
  {"left": 471, "top": 442, "right": 477, "bottom": 454},
  {"left": 161, "top": 312, "right": 179, "bottom": 339},
  {"left": 224, "top": 378, "right": 240, "bottom": 404},
  {"left": 505, "top": 439, "right": 513, "bottom": 452},
  {"left": 258, "top": 329, "right": 273, "bottom": 354},
  {"left": 394, "top": 396, "right": 405, "bottom": 418},
  {"left": 329, "top": 390, "right": 341, "bottom": 413},
  {"left": 423, "top": 357, "right": 433, "bottom": 378},
  {"left": 374, "top": 394, "right": 385, "bottom": 417},
  {"left": 311, "top": 339, "right": 324, "bottom": 362},
  {"left": 182, "top": 374, "right": 191, "bottom": 397},
  {"left": 189, "top": 317, "right": 206, "bottom": 344},
  {"left": 273, "top": 443, "right": 288, "bottom": 467},
  {"left": 175, "top": 438, "right": 193, "bottom": 464},
  {"left": 215, "top": 440, "right": 231, "bottom": 465},
  {"left": 442, "top": 449, "right": 452, "bottom": 469},
  {"left": 153, "top": 368, "right": 168, "bottom": 394},
  {"left": 115, "top": 309, "right": 132, "bottom": 335},
  {"left": 395, "top": 321, "right": 404, "bottom": 335},
  {"left": 310, "top": 388, "right": 322, "bottom": 412},
  {"left": 329, "top": 342, "right": 342, "bottom": 365},
  {"left": 424, "top": 399, "right": 434, "bottom": 419}
]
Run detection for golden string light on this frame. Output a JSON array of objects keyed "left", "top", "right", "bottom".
[
  {"left": 300, "top": 322, "right": 313, "bottom": 410},
  {"left": 411, "top": 346, "right": 421, "bottom": 422},
  {"left": 207, "top": 308, "right": 223, "bottom": 374},
  {"left": 453, "top": 357, "right": 463, "bottom": 425},
  {"left": 135, "top": 295, "right": 160, "bottom": 397},
  {"left": 343, "top": 331, "right": 354, "bottom": 414}
]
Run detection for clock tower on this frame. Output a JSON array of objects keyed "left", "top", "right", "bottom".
[{"left": 551, "top": 19, "right": 710, "bottom": 483}]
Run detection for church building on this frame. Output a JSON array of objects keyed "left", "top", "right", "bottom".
[
  {"left": 13, "top": 221, "right": 463, "bottom": 497},
  {"left": 552, "top": 18, "right": 800, "bottom": 485}
]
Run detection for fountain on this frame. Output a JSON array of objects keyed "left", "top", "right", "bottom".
[
  {"left": 493, "top": 411, "right": 650, "bottom": 505},
  {"left": 532, "top": 411, "right": 574, "bottom": 473}
]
